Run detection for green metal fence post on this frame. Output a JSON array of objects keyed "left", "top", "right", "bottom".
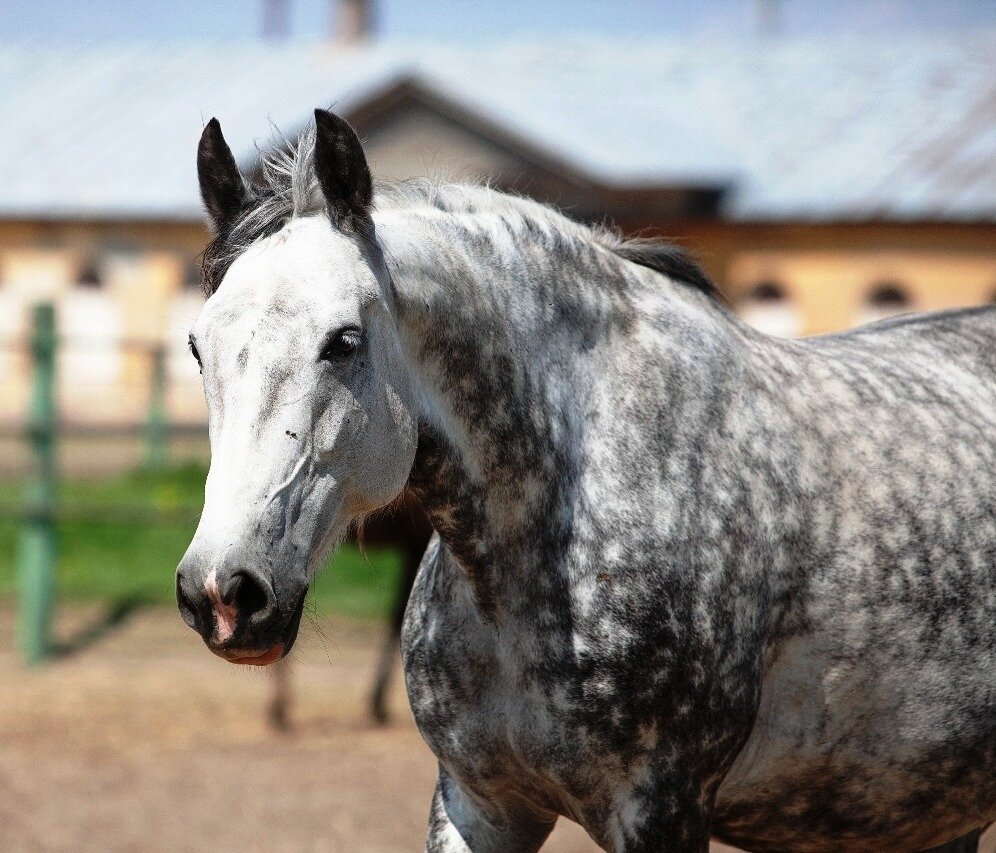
[
  {"left": 16, "top": 303, "right": 57, "bottom": 665},
  {"left": 145, "top": 343, "right": 168, "bottom": 470}
]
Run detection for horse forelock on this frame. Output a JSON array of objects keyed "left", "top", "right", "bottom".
[
  {"left": 200, "top": 122, "right": 717, "bottom": 303},
  {"left": 201, "top": 123, "right": 326, "bottom": 296}
]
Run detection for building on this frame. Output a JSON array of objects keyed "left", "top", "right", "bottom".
[{"left": 0, "top": 35, "right": 994, "bottom": 427}]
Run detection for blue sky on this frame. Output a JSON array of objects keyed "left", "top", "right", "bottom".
[{"left": 1, "top": 0, "right": 995, "bottom": 42}]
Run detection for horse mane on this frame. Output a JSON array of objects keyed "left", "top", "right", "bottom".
[
  {"left": 202, "top": 123, "right": 717, "bottom": 301},
  {"left": 608, "top": 239, "right": 717, "bottom": 299}
]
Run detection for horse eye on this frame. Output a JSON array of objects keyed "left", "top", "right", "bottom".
[
  {"left": 320, "top": 328, "right": 361, "bottom": 362},
  {"left": 188, "top": 336, "right": 202, "bottom": 371}
]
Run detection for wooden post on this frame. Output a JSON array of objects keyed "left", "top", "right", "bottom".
[
  {"left": 145, "top": 343, "right": 168, "bottom": 470},
  {"left": 17, "top": 303, "right": 57, "bottom": 665}
]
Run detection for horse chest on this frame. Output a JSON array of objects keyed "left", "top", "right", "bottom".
[
  {"left": 402, "top": 551, "right": 743, "bottom": 837},
  {"left": 402, "top": 548, "right": 635, "bottom": 808},
  {"left": 404, "top": 595, "right": 576, "bottom": 785}
]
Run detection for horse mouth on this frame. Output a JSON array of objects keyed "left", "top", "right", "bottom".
[
  {"left": 212, "top": 644, "right": 285, "bottom": 666},
  {"left": 207, "top": 592, "right": 306, "bottom": 666}
]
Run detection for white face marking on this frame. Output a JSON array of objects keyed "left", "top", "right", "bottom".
[{"left": 181, "top": 216, "right": 418, "bottom": 602}]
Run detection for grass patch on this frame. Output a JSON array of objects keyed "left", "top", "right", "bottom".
[{"left": 0, "top": 464, "right": 401, "bottom": 619}]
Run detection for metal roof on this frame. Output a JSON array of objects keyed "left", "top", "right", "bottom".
[{"left": 1, "top": 35, "right": 994, "bottom": 222}]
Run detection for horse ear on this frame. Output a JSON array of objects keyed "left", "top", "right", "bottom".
[
  {"left": 197, "top": 118, "right": 248, "bottom": 232},
  {"left": 313, "top": 109, "right": 372, "bottom": 223}
]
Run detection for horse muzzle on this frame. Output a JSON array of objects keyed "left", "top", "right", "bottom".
[{"left": 175, "top": 562, "right": 307, "bottom": 666}]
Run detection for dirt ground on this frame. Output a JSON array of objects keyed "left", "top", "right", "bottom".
[{"left": 0, "top": 607, "right": 990, "bottom": 853}]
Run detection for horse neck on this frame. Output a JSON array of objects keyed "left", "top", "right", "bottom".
[
  {"left": 373, "top": 199, "right": 818, "bottom": 630},
  {"left": 373, "top": 199, "right": 628, "bottom": 602}
]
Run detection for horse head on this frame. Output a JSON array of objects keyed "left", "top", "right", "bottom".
[{"left": 175, "top": 111, "right": 418, "bottom": 665}]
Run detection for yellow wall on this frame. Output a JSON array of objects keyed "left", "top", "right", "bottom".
[
  {"left": 1, "top": 218, "right": 993, "bottom": 425},
  {"left": 727, "top": 251, "right": 996, "bottom": 335},
  {"left": 0, "top": 221, "right": 207, "bottom": 424}
]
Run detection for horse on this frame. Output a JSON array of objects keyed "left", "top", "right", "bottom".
[
  {"left": 175, "top": 109, "right": 995, "bottom": 851},
  {"left": 362, "top": 494, "right": 433, "bottom": 724},
  {"left": 264, "top": 494, "right": 430, "bottom": 730}
]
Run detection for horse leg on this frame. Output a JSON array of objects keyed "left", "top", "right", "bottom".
[
  {"left": 369, "top": 625, "right": 399, "bottom": 725},
  {"left": 425, "top": 767, "right": 555, "bottom": 853},
  {"left": 369, "top": 547, "right": 421, "bottom": 724},
  {"left": 920, "top": 827, "right": 985, "bottom": 852},
  {"left": 267, "top": 655, "right": 292, "bottom": 731}
]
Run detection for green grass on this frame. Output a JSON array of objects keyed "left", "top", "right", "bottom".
[{"left": 0, "top": 463, "right": 402, "bottom": 619}]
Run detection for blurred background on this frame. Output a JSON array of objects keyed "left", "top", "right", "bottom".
[{"left": 0, "top": 1, "right": 994, "bottom": 850}]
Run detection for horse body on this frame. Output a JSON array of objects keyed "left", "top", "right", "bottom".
[
  {"left": 181, "top": 112, "right": 995, "bottom": 851},
  {"left": 713, "top": 312, "right": 995, "bottom": 851},
  {"left": 397, "top": 226, "right": 995, "bottom": 850}
]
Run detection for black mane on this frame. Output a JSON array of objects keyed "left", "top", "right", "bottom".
[{"left": 612, "top": 239, "right": 718, "bottom": 299}]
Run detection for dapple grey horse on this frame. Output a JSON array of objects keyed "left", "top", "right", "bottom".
[{"left": 176, "top": 110, "right": 994, "bottom": 851}]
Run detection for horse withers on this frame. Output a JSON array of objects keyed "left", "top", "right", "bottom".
[{"left": 177, "top": 110, "right": 994, "bottom": 851}]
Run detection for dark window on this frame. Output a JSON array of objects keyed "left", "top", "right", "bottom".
[
  {"left": 746, "top": 280, "right": 787, "bottom": 302},
  {"left": 739, "top": 278, "right": 800, "bottom": 336},
  {"left": 866, "top": 281, "right": 910, "bottom": 309},
  {"left": 77, "top": 260, "right": 104, "bottom": 289}
]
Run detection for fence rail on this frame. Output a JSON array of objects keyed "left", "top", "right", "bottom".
[
  {"left": 0, "top": 421, "right": 206, "bottom": 440},
  {"left": 1, "top": 327, "right": 207, "bottom": 468},
  {"left": 7, "top": 302, "right": 206, "bottom": 665},
  {"left": 2, "top": 502, "right": 202, "bottom": 525}
]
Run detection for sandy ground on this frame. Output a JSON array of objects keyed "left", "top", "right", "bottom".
[
  {"left": 0, "top": 606, "right": 702, "bottom": 852},
  {"left": 0, "top": 607, "right": 990, "bottom": 852}
]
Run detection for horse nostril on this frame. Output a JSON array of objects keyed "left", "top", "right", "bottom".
[
  {"left": 176, "top": 573, "right": 202, "bottom": 631},
  {"left": 231, "top": 571, "right": 274, "bottom": 625}
]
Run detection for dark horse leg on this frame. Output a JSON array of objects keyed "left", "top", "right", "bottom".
[
  {"left": 366, "top": 495, "right": 433, "bottom": 725},
  {"left": 264, "top": 494, "right": 431, "bottom": 730},
  {"left": 370, "top": 543, "right": 422, "bottom": 724},
  {"left": 920, "top": 827, "right": 986, "bottom": 852},
  {"left": 267, "top": 655, "right": 292, "bottom": 731}
]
